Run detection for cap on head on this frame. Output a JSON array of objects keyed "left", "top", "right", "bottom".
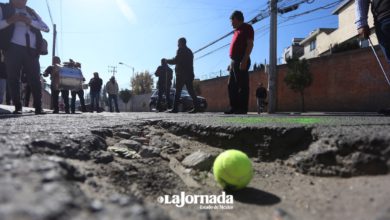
[
  {"left": 230, "top": 10, "right": 244, "bottom": 22},
  {"left": 93, "top": 72, "right": 99, "bottom": 77}
]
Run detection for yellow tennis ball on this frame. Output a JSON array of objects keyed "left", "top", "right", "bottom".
[{"left": 213, "top": 149, "right": 253, "bottom": 190}]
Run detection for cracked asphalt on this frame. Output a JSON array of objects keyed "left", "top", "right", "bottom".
[{"left": 1, "top": 105, "right": 390, "bottom": 220}]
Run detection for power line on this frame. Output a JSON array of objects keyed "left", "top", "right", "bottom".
[
  {"left": 194, "top": 0, "right": 342, "bottom": 61},
  {"left": 193, "top": 9, "right": 271, "bottom": 55},
  {"left": 45, "top": 0, "right": 54, "bottom": 26}
]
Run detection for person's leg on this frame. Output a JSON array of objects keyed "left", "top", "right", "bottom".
[
  {"left": 0, "top": 79, "right": 6, "bottom": 104},
  {"left": 375, "top": 18, "right": 390, "bottom": 64},
  {"left": 185, "top": 78, "right": 199, "bottom": 110},
  {"left": 4, "top": 45, "right": 23, "bottom": 112},
  {"left": 108, "top": 94, "right": 113, "bottom": 112},
  {"left": 172, "top": 77, "right": 184, "bottom": 112},
  {"left": 96, "top": 92, "right": 101, "bottom": 111},
  {"left": 24, "top": 84, "right": 32, "bottom": 107},
  {"left": 157, "top": 86, "right": 163, "bottom": 111},
  {"left": 24, "top": 54, "right": 43, "bottom": 113},
  {"left": 236, "top": 59, "right": 250, "bottom": 113},
  {"left": 52, "top": 89, "right": 59, "bottom": 113},
  {"left": 5, "top": 83, "right": 11, "bottom": 105},
  {"left": 166, "top": 84, "right": 172, "bottom": 109},
  {"left": 226, "top": 61, "right": 240, "bottom": 113},
  {"left": 71, "top": 91, "right": 76, "bottom": 113},
  {"left": 113, "top": 94, "right": 119, "bottom": 112},
  {"left": 61, "top": 90, "right": 70, "bottom": 113},
  {"left": 78, "top": 90, "right": 86, "bottom": 112},
  {"left": 90, "top": 92, "right": 96, "bottom": 112}
]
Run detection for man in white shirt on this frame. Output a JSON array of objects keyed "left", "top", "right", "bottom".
[{"left": 0, "top": 0, "right": 49, "bottom": 114}]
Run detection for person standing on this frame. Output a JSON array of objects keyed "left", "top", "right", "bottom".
[
  {"left": 88, "top": 72, "right": 102, "bottom": 113},
  {"left": 165, "top": 37, "right": 200, "bottom": 113},
  {"left": 0, "top": 0, "right": 50, "bottom": 114},
  {"left": 256, "top": 83, "right": 267, "bottom": 114},
  {"left": 105, "top": 76, "right": 120, "bottom": 113},
  {"left": 43, "top": 56, "right": 70, "bottom": 114},
  {"left": 70, "top": 62, "right": 86, "bottom": 113},
  {"left": 225, "top": 10, "right": 254, "bottom": 115},
  {"left": 154, "top": 58, "right": 173, "bottom": 111}
]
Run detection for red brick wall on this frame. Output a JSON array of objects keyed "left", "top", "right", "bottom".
[{"left": 200, "top": 47, "right": 390, "bottom": 112}]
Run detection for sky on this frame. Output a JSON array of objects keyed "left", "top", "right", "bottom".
[{"left": 10, "top": 0, "right": 342, "bottom": 90}]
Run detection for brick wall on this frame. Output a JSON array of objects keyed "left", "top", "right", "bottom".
[{"left": 199, "top": 47, "right": 390, "bottom": 112}]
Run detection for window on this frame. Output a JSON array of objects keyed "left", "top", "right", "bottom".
[{"left": 310, "top": 40, "right": 316, "bottom": 51}]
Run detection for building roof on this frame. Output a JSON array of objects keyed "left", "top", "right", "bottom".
[
  {"left": 300, "top": 28, "right": 337, "bottom": 45},
  {"left": 332, "top": 0, "right": 353, "bottom": 15}
]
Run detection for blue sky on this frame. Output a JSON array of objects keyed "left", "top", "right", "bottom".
[{"left": 18, "top": 0, "right": 341, "bottom": 90}]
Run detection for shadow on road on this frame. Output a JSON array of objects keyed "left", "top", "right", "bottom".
[{"left": 228, "top": 187, "right": 281, "bottom": 206}]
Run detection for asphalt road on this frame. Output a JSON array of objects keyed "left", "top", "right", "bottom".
[{"left": 1, "top": 105, "right": 389, "bottom": 220}]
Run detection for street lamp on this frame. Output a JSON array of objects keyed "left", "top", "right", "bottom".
[{"left": 118, "top": 62, "right": 135, "bottom": 76}]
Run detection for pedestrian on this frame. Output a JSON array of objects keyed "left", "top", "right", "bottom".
[
  {"left": 154, "top": 58, "right": 173, "bottom": 111},
  {"left": 70, "top": 62, "right": 86, "bottom": 113},
  {"left": 43, "top": 56, "right": 70, "bottom": 114},
  {"left": 356, "top": 0, "right": 390, "bottom": 58},
  {"left": 225, "top": 10, "right": 254, "bottom": 115},
  {"left": 0, "top": 0, "right": 50, "bottom": 114},
  {"left": 105, "top": 76, "right": 120, "bottom": 113},
  {"left": 88, "top": 72, "right": 102, "bottom": 113},
  {"left": 355, "top": 0, "right": 390, "bottom": 114},
  {"left": 0, "top": 50, "right": 6, "bottom": 104},
  {"left": 165, "top": 37, "right": 200, "bottom": 113},
  {"left": 256, "top": 83, "right": 267, "bottom": 114}
]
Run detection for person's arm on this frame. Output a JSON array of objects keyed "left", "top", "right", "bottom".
[
  {"left": 0, "top": 5, "right": 25, "bottom": 30},
  {"left": 240, "top": 26, "right": 254, "bottom": 71},
  {"left": 28, "top": 8, "right": 50, "bottom": 32},
  {"left": 355, "top": 0, "right": 370, "bottom": 39},
  {"left": 166, "top": 49, "right": 181, "bottom": 65}
]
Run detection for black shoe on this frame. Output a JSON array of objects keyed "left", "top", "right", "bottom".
[
  {"left": 166, "top": 109, "right": 178, "bottom": 113},
  {"left": 188, "top": 108, "right": 199, "bottom": 114},
  {"left": 52, "top": 110, "right": 59, "bottom": 114},
  {"left": 235, "top": 111, "right": 248, "bottom": 115},
  {"left": 35, "top": 108, "right": 46, "bottom": 115},
  {"left": 13, "top": 110, "right": 22, "bottom": 115},
  {"left": 224, "top": 109, "right": 236, "bottom": 114}
]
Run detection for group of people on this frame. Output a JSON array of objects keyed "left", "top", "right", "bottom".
[
  {"left": 0, "top": 0, "right": 120, "bottom": 114},
  {"left": 2, "top": 0, "right": 389, "bottom": 115},
  {"left": 154, "top": 10, "right": 255, "bottom": 114}
]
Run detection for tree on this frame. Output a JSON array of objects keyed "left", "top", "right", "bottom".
[
  {"left": 131, "top": 71, "right": 154, "bottom": 95},
  {"left": 284, "top": 58, "right": 312, "bottom": 112},
  {"left": 119, "top": 89, "right": 132, "bottom": 111}
]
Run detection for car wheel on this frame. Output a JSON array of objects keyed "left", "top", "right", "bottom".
[{"left": 150, "top": 104, "right": 157, "bottom": 112}]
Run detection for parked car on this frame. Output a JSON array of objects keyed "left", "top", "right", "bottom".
[{"left": 149, "top": 88, "right": 207, "bottom": 112}]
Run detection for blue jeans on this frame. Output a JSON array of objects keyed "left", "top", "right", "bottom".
[
  {"left": 90, "top": 91, "right": 100, "bottom": 112},
  {"left": 108, "top": 94, "right": 119, "bottom": 112},
  {"left": 375, "top": 17, "right": 390, "bottom": 64}
]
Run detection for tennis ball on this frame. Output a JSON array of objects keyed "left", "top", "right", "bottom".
[{"left": 213, "top": 149, "right": 253, "bottom": 190}]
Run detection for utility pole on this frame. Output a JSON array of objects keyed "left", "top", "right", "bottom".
[
  {"left": 108, "top": 66, "right": 117, "bottom": 77},
  {"left": 52, "top": 24, "right": 57, "bottom": 64},
  {"left": 268, "top": 0, "right": 277, "bottom": 113}
]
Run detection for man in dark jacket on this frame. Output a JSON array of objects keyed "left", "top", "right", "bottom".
[
  {"left": 0, "top": 0, "right": 50, "bottom": 114},
  {"left": 88, "top": 72, "right": 103, "bottom": 113},
  {"left": 154, "top": 58, "right": 173, "bottom": 111},
  {"left": 165, "top": 37, "right": 200, "bottom": 113}
]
